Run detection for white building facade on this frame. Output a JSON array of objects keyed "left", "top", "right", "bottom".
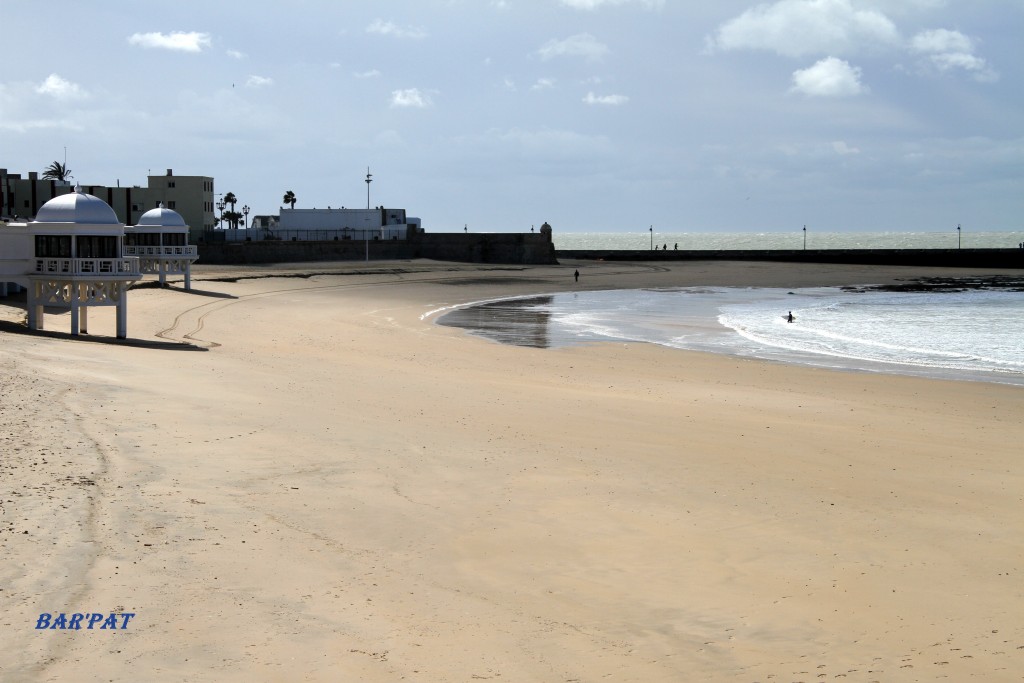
[{"left": 217, "top": 207, "right": 421, "bottom": 242}]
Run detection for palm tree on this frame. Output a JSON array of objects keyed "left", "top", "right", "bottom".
[
  {"left": 42, "top": 161, "right": 72, "bottom": 182},
  {"left": 283, "top": 190, "right": 296, "bottom": 209},
  {"left": 222, "top": 210, "right": 243, "bottom": 229},
  {"left": 223, "top": 192, "right": 237, "bottom": 214}
]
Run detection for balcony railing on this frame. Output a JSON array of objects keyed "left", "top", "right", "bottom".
[
  {"left": 33, "top": 257, "right": 141, "bottom": 277},
  {"left": 123, "top": 245, "right": 198, "bottom": 257}
]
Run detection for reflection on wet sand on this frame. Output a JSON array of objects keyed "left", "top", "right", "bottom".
[{"left": 438, "top": 296, "right": 554, "bottom": 348}]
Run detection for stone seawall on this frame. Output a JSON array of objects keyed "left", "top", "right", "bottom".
[
  {"left": 556, "top": 248, "right": 1024, "bottom": 269},
  {"left": 199, "top": 232, "right": 558, "bottom": 265}
]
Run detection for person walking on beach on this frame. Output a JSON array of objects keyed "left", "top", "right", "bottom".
[
  {"left": 574, "top": 269, "right": 579, "bottom": 283},
  {"left": 787, "top": 311, "right": 795, "bottom": 323}
]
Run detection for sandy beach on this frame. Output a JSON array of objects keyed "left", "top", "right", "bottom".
[{"left": 2, "top": 259, "right": 1023, "bottom": 682}]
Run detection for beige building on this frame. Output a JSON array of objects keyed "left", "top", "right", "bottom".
[{"left": 1, "top": 168, "right": 215, "bottom": 242}]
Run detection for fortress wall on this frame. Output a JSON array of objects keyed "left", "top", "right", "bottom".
[{"left": 198, "top": 232, "right": 558, "bottom": 265}]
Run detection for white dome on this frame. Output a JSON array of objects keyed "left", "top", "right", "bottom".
[
  {"left": 34, "top": 185, "right": 120, "bottom": 225},
  {"left": 137, "top": 204, "right": 187, "bottom": 227}
]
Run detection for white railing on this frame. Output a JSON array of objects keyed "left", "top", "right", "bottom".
[
  {"left": 34, "top": 257, "right": 141, "bottom": 277},
  {"left": 123, "top": 245, "right": 198, "bottom": 257}
]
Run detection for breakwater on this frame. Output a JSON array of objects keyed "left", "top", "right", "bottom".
[
  {"left": 199, "top": 232, "right": 558, "bottom": 265},
  {"left": 555, "top": 248, "right": 1024, "bottom": 269}
]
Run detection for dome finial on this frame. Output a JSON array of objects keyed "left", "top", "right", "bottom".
[{"left": 74, "top": 182, "right": 83, "bottom": 193}]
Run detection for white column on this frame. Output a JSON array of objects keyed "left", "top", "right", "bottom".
[
  {"left": 81, "top": 304, "right": 89, "bottom": 335},
  {"left": 70, "top": 282, "right": 80, "bottom": 336},
  {"left": 159, "top": 260, "right": 167, "bottom": 286},
  {"left": 27, "top": 283, "right": 39, "bottom": 330},
  {"left": 184, "top": 262, "right": 191, "bottom": 290},
  {"left": 116, "top": 284, "right": 128, "bottom": 339}
]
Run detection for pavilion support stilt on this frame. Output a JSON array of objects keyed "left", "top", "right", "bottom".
[
  {"left": 27, "top": 284, "right": 43, "bottom": 331},
  {"left": 70, "top": 283, "right": 80, "bottom": 336},
  {"left": 116, "top": 294, "right": 127, "bottom": 339}
]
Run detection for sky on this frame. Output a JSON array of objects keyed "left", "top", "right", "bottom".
[{"left": 1, "top": 0, "right": 1022, "bottom": 233}]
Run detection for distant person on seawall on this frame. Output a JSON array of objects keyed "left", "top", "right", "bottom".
[
  {"left": 574, "top": 269, "right": 579, "bottom": 283},
  {"left": 787, "top": 311, "right": 795, "bottom": 323}
]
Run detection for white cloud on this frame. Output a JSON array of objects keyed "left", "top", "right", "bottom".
[
  {"left": 833, "top": 140, "right": 861, "bottom": 155},
  {"left": 36, "top": 74, "right": 87, "bottom": 99},
  {"left": 791, "top": 57, "right": 867, "bottom": 96},
  {"left": 531, "top": 78, "right": 556, "bottom": 91},
  {"left": 354, "top": 69, "right": 382, "bottom": 79},
  {"left": 390, "top": 88, "right": 433, "bottom": 108},
  {"left": 910, "top": 28, "right": 971, "bottom": 54},
  {"left": 227, "top": 50, "right": 246, "bottom": 60},
  {"left": 127, "top": 31, "right": 211, "bottom": 52},
  {"left": 503, "top": 77, "right": 517, "bottom": 91},
  {"left": 560, "top": 0, "right": 663, "bottom": 8},
  {"left": 537, "top": 33, "right": 609, "bottom": 61},
  {"left": 583, "top": 91, "right": 629, "bottom": 105},
  {"left": 909, "top": 28, "right": 997, "bottom": 82},
  {"left": 859, "top": 0, "right": 947, "bottom": 14},
  {"left": 708, "top": 0, "right": 900, "bottom": 57},
  {"left": 366, "top": 19, "right": 426, "bottom": 39},
  {"left": 246, "top": 75, "right": 273, "bottom": 88}
]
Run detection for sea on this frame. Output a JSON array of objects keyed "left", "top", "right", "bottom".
[
  {"left": 553, "top": 230, "right": 1024, "bottom": 251},
  {"left": 436, "top": 231, "right": 1024, "bottom": 386}
]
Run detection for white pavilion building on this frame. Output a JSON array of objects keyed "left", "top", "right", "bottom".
[
  {"left": 0, "top": 185, "right": 141, "bottom": 338},
  {"left": 124, "top": 204, "right": 198, "bottom": 289}
]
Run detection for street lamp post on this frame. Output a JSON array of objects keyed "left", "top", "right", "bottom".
[
  {"left": 216, "top": 200, "right": 225, "bottom": 229},
  {"left": 242, "top": 205, "right": 249, "bottom": 230},
  {"left": 365, "top": 167, "right": 372, "bottom": 210},
  {"left": 650, "top": 225, "right": 653, "bottom": 250},
  {"left": 803, "top": 224, "right": 807, "bottom": 250},
  {"left": 957, "top": 223, "right": 961, "bottom": 249}
]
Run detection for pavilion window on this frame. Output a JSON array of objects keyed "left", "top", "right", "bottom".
[
  {"left": 75, "top": 236, "right": 119, "bottom": 258},
  {"left": 35, "top": 235, "right": 71, "bottom": 257}
]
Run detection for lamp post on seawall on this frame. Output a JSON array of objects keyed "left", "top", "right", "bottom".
[
  {"left": 803, "top": 225, "right": 807, "bottom": 250},
  {"left": 242, "top": 205, "right": 249, "bottom": 229},
  {"left": 216, "top": 199, "right": 225, "bottom": 229},
  {"left": 650, "top": 225, "right": 653, "bottom": 250},
  {"left": 365, "top": 167, "right": 372, "bottom": 210},
  {"left": 957, "top": 223, "right": 961, "bottom": 249}
]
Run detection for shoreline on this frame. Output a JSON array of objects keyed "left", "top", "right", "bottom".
[
  {"left": 2, "top": 259, "right": 1023, "bottom": 682},
  {"left": 431, "top": 273, "right": 1024, "bottom": 387}
]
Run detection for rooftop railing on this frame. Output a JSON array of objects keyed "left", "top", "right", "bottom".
[
  {"left": 124, "top": 245, "right": 198, "bottom": 257},
  {"left": 33, "top": 257, "right": 141, "bottom": 277}
]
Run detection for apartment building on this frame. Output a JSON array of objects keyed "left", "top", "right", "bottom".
[{"left": 1, "top": 167, "right": 215, "bottom": 242}]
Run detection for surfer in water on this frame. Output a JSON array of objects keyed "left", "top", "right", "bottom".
[{"left": 786, "top": 311, "right": 795, "bottom": 323}]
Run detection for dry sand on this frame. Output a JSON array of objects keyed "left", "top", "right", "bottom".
[{"left": 1, "top": 259, "right": 1023, "bottom": 682}]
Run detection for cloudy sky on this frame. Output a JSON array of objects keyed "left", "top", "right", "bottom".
[{"left": 2, "top": 0, "right": 1021, "bottom": 232}]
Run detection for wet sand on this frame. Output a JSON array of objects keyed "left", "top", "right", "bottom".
[{"left": 2, "top": 259, "right": 1023, "bottom": 682}]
